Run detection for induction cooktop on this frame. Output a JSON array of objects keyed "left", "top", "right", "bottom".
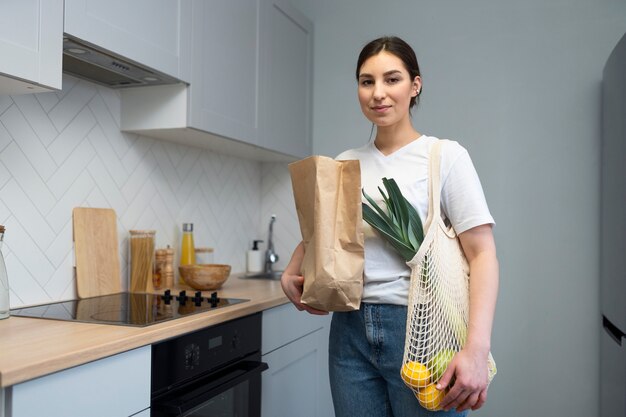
[{"left": 10, "top": 290, "right": 248, "bottom": 327}]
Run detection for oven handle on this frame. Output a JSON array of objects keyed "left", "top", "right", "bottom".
[{"left": 153, "top": 360, "right": 269, "bottom": 416}]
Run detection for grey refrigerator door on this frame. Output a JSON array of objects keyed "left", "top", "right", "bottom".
[
  {"left": 600, "top": 316, "right": 626, "bottom": 417},
  {"left": 601, "top": 32, "right": 626, "bottom": 336}
]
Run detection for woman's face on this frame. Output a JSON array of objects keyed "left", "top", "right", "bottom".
[{"left": 357, "top": 51, "right": 421, "bottom": 128}]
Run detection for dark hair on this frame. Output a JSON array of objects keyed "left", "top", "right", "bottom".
[{"left": 356, "top": 36, "right": 422, "bottom": 108}]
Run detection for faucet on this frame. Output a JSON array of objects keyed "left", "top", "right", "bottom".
[{"left": 264, "top": 215, "right": 279, "bottom": 273}]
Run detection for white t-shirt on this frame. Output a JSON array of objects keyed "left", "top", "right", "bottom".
[{"left": 336, "top": 135, "right": 494, "bottom": 305}]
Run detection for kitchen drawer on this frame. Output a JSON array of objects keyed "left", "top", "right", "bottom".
[
  {"left": 6, "top": 346, "right": 150, "bottom": 417},
  {"left": 262, "top": 302, "right": 331, "bottom": 354}
]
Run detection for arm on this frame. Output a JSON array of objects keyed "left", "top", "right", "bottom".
[
  {"left": 438, "top": 223, "right": 499, "bottom": 412},
  {"left": 280, "top": 242, "right": 328, "bottom": 315}
]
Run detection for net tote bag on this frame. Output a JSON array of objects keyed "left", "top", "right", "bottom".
[{"left": 401, "top": 139, "right": 496, "bottom": 411}]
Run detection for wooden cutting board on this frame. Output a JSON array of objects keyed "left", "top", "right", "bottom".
[{"left": 73, "top": 207, "right": 121, "bottom": 298}]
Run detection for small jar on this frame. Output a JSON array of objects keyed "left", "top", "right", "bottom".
[
  {"left": 129, "top": 230, "right": 156, "bottom": 293},
  {"left": 154, "top": 246, "right": 175, "bottom": 289},
  {"left": 195, "top": 247, "right": 214, "bottom": 265}
]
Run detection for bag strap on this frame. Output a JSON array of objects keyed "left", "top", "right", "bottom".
[{"left": 424, "top": 139, "right": 444, "bottom": 232}]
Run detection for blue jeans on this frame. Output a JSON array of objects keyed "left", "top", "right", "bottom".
[{"left": 329, "top": 303, "right": 468, "bottom": 417}]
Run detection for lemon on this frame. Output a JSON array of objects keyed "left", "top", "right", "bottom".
[
  {"left": 429, "top": 349, "right": 455, "bottom": 382},
  {"left": 415, "top": 383, "right": 446, "bottom": 411},
  {"left": 401, "top": 361, "right": 431, "bottom": 388}
]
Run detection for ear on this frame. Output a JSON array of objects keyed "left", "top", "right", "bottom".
[{"left": 412, "top": 76, "right": 422, "bottom": 96}]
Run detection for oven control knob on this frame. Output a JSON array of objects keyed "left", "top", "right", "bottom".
[{"left": 231, "top": 334, "right": 240, "bottom": 350}]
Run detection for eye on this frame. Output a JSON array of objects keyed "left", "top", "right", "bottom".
[
  {"left": 386, "top": 77, "right": 400, "bottom": 84},
  {"left": 360, "top": 79, "right": 373, "bottom": 86}
]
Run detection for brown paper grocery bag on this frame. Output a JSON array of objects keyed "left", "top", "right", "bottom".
[{"left": 288, "top": 156, "right": 364, "bottom": 312}]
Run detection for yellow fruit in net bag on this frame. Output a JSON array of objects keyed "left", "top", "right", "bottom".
[
  {"left": 415, "top": 383, "right": 446, "bottom": 411},
  {"left": 401, "top": 361, "right": 431, "bottom": 388}
]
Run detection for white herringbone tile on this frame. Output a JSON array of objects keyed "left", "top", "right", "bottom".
[
  {"left": 0, "top": 120, "right": 11, "bottom": 151},
  {"left": 46, "top": 173, "right": 95, "bottom": 234},
  {"left": 88, "top": 156, "right": 129, "bottom": 215},
  {"left": 35, "top": 91, "right": 60, "bottom": 114},
  {"left": 5, "top": 252, "right": 50, "bottom": 306},
  {"left": 1, "top": 105, "right": 57, "bottom": 181},
  {"left": 46, "top": 138, "right": 96, "bottom": 200},
  {"left": 0, "top": 96, "right": 12, "bottom": 116},
  {"left": 3, "top": 219, "right": 55, "bottom": 288},
  {"left": 88, "top": 94, "right": 132, "bottom": 159},
  {"left": 48, "top": 106, "right": 96, "bottom": 166},
  {"left": 0, "top": 179, "right": 56, "bottom": 250},
  {"left": 1, "top": 74, "right": 299, "bottom": 309},
  {"left": 0, "top": 142, "right": 56, "bottom": 215},
  {"left": 49, "top": 80, "right": 97, "bottom": 132},
  {"left": 0, "top": 160, "right": 9, "bottom": 190},
  {"left": 87, "top": 125, "right": 129, "bottom": 187},
  {"left": 12, "top": 94, "right": 58, "bottom": 147}
]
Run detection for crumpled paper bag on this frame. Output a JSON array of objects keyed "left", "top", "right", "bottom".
[{"left": 288, "top": 156, "right": 364, "bottom": 311}]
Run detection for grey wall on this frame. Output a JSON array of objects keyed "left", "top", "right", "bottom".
[{"left": 290, "top": 0, "right": 626, "bottom": 415}]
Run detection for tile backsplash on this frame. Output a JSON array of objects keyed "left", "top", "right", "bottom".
[{"left": 0, "top": 75, "right": 300, "bottom": 308}]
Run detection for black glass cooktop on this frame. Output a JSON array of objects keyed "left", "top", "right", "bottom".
[{"left": 10, "top": 290, "right": 248, "bottom": 327}]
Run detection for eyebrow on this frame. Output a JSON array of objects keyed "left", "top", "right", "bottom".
[{"left": 358, "top": 70, "right": 403, "bottom": 79}]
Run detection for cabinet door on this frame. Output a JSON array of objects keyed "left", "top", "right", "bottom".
[
  {"left": 64, "top": 0, "right": 189, "bottom": 82},
  {"left": 188, "top": 0, "right": 261, "bottom": 146},
  {"left": 259, "top": 0, "right": 313, "bottom": 158},
  {"left": 0, "top": 0, "right": 62, "bottom": 93},
  {"left": 7, "top": 346, "right": 151, "bottom": 417},
  {"left": 262, "top": 329, "right": 333, "bottom": 417}
]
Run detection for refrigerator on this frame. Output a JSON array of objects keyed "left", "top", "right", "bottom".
[{"left": 600, "top": 31, "right": 626, "bottom": 417}]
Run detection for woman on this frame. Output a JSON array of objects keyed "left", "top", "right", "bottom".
[{"left": 281, "top": 36, "right": 498, "bottom": 416}]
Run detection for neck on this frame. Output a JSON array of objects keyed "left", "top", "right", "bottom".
[{"left": 374, "top": 119, "right": 421, "bottom": 155}]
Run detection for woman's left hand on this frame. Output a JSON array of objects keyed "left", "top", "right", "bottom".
[{"left": 436, "top": 346, "right": 490, "bottom": 412}]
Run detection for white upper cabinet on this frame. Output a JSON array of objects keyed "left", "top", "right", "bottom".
[
  {"left": 188, "top": 0, "right": 261, "bottom": 146},
  {"left": 64, "top": 0, "right": 190, "bottom": 83},
  {"left": 0, "top": 0, "right": 63, "bottom": 94},
  {"left": 120, "top": 0, "right": 313, "bottom": 160},
  {"left": 259, "top": 0, "right": 313, "bottom": 158}
]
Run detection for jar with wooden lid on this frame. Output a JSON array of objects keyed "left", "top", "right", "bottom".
[
  {"left": 129, "top": 230, "right": 156, "bottom": 293},
  {"left": 195, "top": 247, "right": 214, "bottom": 265},
  {"left": 154, "top": 246, "right": 175, "bottom": 289}
]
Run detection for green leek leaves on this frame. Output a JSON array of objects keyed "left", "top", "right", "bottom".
[{"left": 361, "top": 178, "right": 424, "bottom": 262}]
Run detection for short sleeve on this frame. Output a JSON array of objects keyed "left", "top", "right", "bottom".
[{"left": 440, "top": 147, "right": 495, "bottom": 234}]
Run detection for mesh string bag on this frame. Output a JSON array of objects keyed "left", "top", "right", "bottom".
[{"left": 401, "top": 140, "right": 496, "bottom": 411}]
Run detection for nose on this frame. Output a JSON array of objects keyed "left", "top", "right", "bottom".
[{"left": 372, "top": 82, "right": 386, "bottom": 100}]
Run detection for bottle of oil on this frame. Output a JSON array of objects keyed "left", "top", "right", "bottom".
[
  {"left": 0, "top": 226, "right": 10, "bottom": 319},
  {"left": 180, "top": 223, "right": 196, "bottom": 283}
]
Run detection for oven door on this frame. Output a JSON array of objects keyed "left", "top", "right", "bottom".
[{"left": 151, "top": 358, "right": 268, "bottom": 417}]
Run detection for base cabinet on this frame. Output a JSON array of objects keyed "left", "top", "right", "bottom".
[
  {"left": 4, "top": 346, "right": 150, "bottom": 417},
  {"left": 261, "top": 303, "right": 334, "bottom": 417}
]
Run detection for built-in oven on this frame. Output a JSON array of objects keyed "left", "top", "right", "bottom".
[{"left": 151, "top": 313, "right": 268, "bottom": 417}]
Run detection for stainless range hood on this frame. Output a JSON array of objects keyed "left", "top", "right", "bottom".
[{"left": 62, "top": 35, "right": 183, "bottom": 89}]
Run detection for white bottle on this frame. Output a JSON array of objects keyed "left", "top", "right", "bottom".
[
  {"left": 247, "top": 240, "right": 264, "bottom": 273},
  {"left": 0, "top": 225, "right": 10, "bottom": 319}
]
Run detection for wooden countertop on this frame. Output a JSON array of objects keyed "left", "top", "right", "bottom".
[{"left": 0, "top": 276, "right": 289, "bottom": 388}]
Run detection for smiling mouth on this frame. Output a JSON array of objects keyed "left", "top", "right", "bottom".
[{"left": 372, "top": 105, "right": 391, "bottom": 112}]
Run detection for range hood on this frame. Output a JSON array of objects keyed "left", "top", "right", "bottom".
[{"left": 62, "top": 35, "right": 183, "bottom": 89}]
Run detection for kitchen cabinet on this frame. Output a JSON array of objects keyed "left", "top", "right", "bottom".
[
  {"left": 261, "top": 303, "right": 334, "bottom": 417},
  {"left": 120, "top": 0, "right": 313, "bottom": 160},
  {"left": 187, "top": 0, "right": 262, "bottom": 147},
  {"left": 0, "top": 0, "right": 63, "bottom": 94},
  {"left": 64, "top": 0, "right": 191, "bottom": 83},
  {"left": 259, "top": 0, "right": 313, "bottom": 159},
  {"left": 3, "top": 346, "right": 150, "bottom": 417}
]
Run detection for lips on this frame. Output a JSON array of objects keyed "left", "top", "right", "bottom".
[{"left": 371, "top": 105, "right": 391, "bottom": 113}]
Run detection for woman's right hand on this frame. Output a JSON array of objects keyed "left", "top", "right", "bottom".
[
  {"left": 280, "top": 242, "right": 328, "bottom": 315},
  {"left": 281, "top": 272, "right": 328, "bottom": 315}
]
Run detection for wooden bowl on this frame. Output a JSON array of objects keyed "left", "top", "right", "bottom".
[{"left": 178, "top": 264, "right": 232, "bottom": 290}]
